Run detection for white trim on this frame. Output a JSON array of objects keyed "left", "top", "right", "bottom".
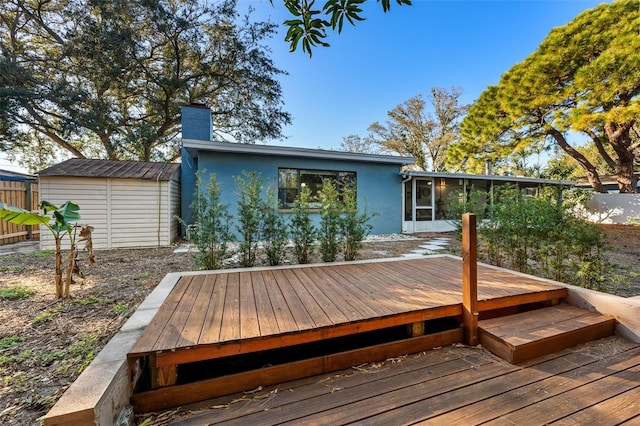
[{"left": 406, "top": 170, "right": 574, "bottom": 186}]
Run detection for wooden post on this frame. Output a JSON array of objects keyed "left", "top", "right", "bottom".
[{"left": 462, "top": 213, "right": 478, "bottom": 346}]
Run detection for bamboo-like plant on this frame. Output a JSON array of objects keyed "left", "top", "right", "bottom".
[{"left": 0, "top": 200, "right": 94, "bottom": 298}]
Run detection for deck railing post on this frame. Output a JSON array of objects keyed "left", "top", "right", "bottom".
[{"left": 462, "top": 213, "right": 479, "bottom": 346}]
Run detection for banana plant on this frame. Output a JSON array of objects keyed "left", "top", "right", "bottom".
[{"left": 0, "top": 200, "right": 93, "bottom": 298}]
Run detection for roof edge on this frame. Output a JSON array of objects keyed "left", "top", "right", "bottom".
[{"left": 182, "top": 139, "right": 414, "bottom": 165}]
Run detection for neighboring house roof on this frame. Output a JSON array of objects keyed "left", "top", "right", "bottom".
[
  {"left": 182, "top": 139, "right": 415, "bottom": 166},
  {"left": 576, "top": 174, "right": 640, "bottom": 189},
  {"left": 0, "top": 169, "right": 36, "bottom": 182},
  {"left": 38, "top": 158, "right": 180, "bottom": 181},
  {"left": 406, "top": 170, "right": 575, "bottom": 186}
]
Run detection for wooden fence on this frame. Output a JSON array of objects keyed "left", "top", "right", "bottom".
[{"left": 0, "top": 180, "right": 40, "bottom": 245}]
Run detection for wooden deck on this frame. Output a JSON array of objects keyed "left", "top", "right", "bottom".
[
  {"left": 128, "top": 256, "right": 570, "bottom": 411},
  {"left": 167, "top": 336, "right": 640, "bottom": 425}
]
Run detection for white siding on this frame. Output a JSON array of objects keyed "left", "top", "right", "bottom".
[
  {"left": 39, "top": 175, "right": 176, "bottom": 250},
  {"left": 168, "top": 173, "right": 181, "bottom": 243}
]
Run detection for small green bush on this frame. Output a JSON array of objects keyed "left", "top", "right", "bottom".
[
  {"left": 234, "top": 171, "right": 263, "bottom": 267},
  {"left": 341, "top": 185, "right": 375, "bottom": 261},
  {"left": 448, "top": 185, "right": 609, "bottom": 291},
  {"left": 0, "top": 285, "right": 34, "bottom": 300},
  {"left": 181, "top": 171, "right": 233, "bottom": 270},
  {"left": 0, "top": 335, "right": 19, "bottom": 349},
  {"left": 260, "top": 183, "right": 289, "bottom": 266},
  {"left": 318, "top": 180, "right": 342, "bottom": 262},
  {"left": 290, "top": 186, "right": 316, "bottom": 264}
]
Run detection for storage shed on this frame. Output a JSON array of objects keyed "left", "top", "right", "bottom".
[{"left": 38, "top": 159, "right": 180, "bottom": 250}]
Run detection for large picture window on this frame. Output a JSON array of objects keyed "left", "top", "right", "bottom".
[{"left": 278, "top": 168, "right": 356, "bottom": 209}]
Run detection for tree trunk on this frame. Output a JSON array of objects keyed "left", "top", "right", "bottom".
[
  {"left": 64, "top": 244, "right": 76, "bottom": 299},
  {"left": 605, "top": 121, "right": 637, "bottom": 193},
  {"left": 54, "top": 238, "right": 63, "bottom": 299},
  {"left": 548, "top": 128, "right": 608, "bottom": 193}
]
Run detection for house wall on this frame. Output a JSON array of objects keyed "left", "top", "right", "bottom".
[
  {"left": 189, "top": 150, "right": 405, "bottom": 237},
  {"left": 579, "top": 193, "right": 640, "bottom": 224},
  {"left": 39, "top": 176, "right": 177, "bottom": 250}
]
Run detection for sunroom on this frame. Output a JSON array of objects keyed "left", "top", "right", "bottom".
[{"left": 401, "top": 171, "right": 573, "bottom": 233}]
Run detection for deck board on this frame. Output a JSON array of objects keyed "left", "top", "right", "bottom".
[
  {"left": 176, "top": 275, "right": 211, "bottom": 348},
  {"left": 290, "top": 268, "right": 348, "bottom": 324},
  {"left": 261, "top": 270, "right": 298, "bottom": 333},
  {"left": 239, "top": 271, "right": 259, "bottom": 340},
  {"left": 198, "top": 274, "right": 227, "bottom": 343},
  {"left": 219, "top": 272, "right": 241, "bottom": 341},
  {"left": 129, "top": 256, "right": 566, "bottom": 358},
  {"left": 271, "top": 269, "right": 318, "bottom": 330},
  {"left": 168, "top": 337, "right": 640, "bottom": 425},
  {"left": 250, "top": 271, "right": 279, "bottom": 335},
  {"left": 128, "top": 255, "right": 580, "bottom": 410}
]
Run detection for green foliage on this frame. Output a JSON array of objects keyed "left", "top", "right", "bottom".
[
  {"left": 3, "top": 371, "right": 28, "bottom": 392},
  {"left": 341, "top": 186, "right": 375, "bottom": 261},
  {"left": 318, "top": 180, "right": 342, "bottom": 262},
  {"left": 446, "top": 188, "right": 489, "bottom": 235},
  {"left": 113, "top": 303, "right": 127, "bottom": 314},
  {"left": 260, "top": 184, "right": 289, "bottom": 266},
  {"left": 452, "top": 0, "right": 640, "bottom": 192},
  {"left": 0, "top": 200, "right": 93, "bottom": 299},
  {"left": 1, "top": 0, "right": 290, "bottom": 167},
  {"left": 234, "top": 171, "right": 263, "bottom": 267},
  {"left": 0, "top": 335, "right": 19, "bottom": 350},
  {"left": 33, "top": 304, "right": 64, "bottom": 324},
  {"left": 280, "top": 0, "right": 412, "bottom": 56},
  {"left": 0, "top": 285, "right": 34, "bottom": 300},
  {"left": 455, "top": 185, "right": 610, "bottom": 290},
  {"left": 181, "top": 172, "right": 233, "bottom": 270},
  {"left": 290, "top": 186, "right": 317, "bottom": 264},
  {"left": 26, "top": 249, "right": 55, "bottom": 258}
]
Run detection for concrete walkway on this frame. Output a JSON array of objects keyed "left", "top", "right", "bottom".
[
  {"left": 400, "top": 237, "right": 451, "bottom": 258},
  {"left": 0, "top": 240, "right": 40, "bottom": 256}
]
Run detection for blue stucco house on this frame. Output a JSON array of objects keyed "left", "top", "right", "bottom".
[{"left": 180, "top": 105, "right": 414, "bottom": 237}]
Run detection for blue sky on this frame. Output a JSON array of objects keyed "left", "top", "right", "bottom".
[
  {"left": 0, "top": 0, "right": 608, "bottom": 173},
  {"left": 243, "top": 0, "right": 608, "bottom": 151}
]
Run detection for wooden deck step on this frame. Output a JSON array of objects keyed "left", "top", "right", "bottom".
[{"left": 478, "top": 303, "right": 615, "bottom": 364}]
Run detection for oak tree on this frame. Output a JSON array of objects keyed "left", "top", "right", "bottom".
[
  {"left": 368, "top": 87, "right": 468, "bottom": 171},
  {"left": 0, "top": 0, "right": 291, "bottom": 169}
]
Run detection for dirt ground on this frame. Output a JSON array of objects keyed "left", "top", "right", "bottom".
[{"left": 0, "top": 225, "right": 639, "bottom": 425}]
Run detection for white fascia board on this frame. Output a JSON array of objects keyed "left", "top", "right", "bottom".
[
  {"left": 182, "top": 139, "right": 414, "bottom": 166},
  {"left": 405, "top": 170, "right": 575, "bottom": 186}
]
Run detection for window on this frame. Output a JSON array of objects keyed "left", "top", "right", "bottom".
[{"left": 278, "top": 168, "right": 356, "bottom": 209}]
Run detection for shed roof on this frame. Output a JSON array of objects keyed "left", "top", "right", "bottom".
[{"left": 38, "top": 159, "right": 180, "bottom": 181}]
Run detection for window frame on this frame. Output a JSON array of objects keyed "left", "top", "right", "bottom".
[{"left": 278, "top": 168, "right": 357, "bottom": 210}]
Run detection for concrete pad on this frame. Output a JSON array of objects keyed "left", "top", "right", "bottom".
[
  {"left": 401, "top": 253, "right": 424, "bottom": 258},
  {"left": 419, "top": 244, "right": 446, "bottom": 251}
]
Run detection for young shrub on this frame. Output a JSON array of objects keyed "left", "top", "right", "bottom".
[
  {"left": 341, "top": 185, "right": 375, "bottom": 261},
  {"left": 182, "top": 171, "right": 233, "bottom": 270},
  {"left": 318, "top": 179, "right": 342, "bottom": 262},
  {"left": 260, "top": 183, "right": 288, "bottom": 266},
  {"left": 0, "top": 200, "right": 93, "bottom": 299},
  {"left": 290, "top": 186, "right": 316, "bottom": 264},
  {"left": 234, "top": 171, "right": 263, "bottom": 267}
]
